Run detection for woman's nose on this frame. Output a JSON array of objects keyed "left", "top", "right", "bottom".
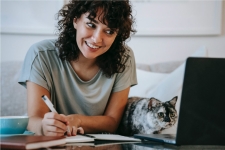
[{"left": 91, "top": 30, "right": 103, "bottom": 43}]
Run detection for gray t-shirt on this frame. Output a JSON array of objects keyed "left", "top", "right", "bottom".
[{"left": 18, "top": 39, "right": 137, "bottom": 116}]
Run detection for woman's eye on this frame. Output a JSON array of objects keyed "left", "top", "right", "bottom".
[
  {"left": 158, "top": 112, "right": 164, "bottom": 118},
  {"left": 105, "top": 30, "right": 114, "bottom": 35},
  {"left": 87, "top": 23, "right": 95, "bottom": 28}
]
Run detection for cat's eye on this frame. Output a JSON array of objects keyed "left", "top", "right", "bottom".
[
  {"left": 170, "top": 113, "right": 175, "bottom": 118},
  {"left": 158, "top": 112, "right": 164, "bottom": 118}
]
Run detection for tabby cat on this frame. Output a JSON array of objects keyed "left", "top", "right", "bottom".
[{"left": 118, "top": 96, "right": 178, "bottom": 136}]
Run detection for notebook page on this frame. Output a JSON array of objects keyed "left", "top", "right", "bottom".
[
  {"left": 86, "top": 134, "right": 141, "bottom": 142},
  {"left": 65, "top": 135, "right": 94, "bottom": 143}
]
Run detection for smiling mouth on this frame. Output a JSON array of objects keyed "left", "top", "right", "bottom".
[{"left": 85, "top": 42, "right": 101, "bottom": 49}]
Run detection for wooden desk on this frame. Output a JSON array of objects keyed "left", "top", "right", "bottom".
[{"left": 47, "top": 140, "right": 225, "bottom": 150}]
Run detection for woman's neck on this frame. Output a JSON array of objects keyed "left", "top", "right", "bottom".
[
  {"left": 70, "top": 53, "right": 99, "bottom": 81},
  {"left": 73, "top": 53, "right": 97, "bottom": 68}
]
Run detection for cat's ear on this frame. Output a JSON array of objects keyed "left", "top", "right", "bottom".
[
  {"left": 148, "top": 98, "right": 161, "bottom": 110},
  {"left": 169, "top": 96, "right": 178, "bottom": 107}
]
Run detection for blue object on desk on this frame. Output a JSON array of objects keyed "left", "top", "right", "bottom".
[
  {"left": 0, "top": 116, "right": 29, "bottom": 134},
  {"left": 0, "top": 130, "right": 34, "bottom": 137}
]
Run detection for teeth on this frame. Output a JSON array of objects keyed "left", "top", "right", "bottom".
[{"left": 86, "top": 42, "right": 100, "bottom": 49}]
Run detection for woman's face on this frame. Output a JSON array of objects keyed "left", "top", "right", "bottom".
[{"left": 73, "top": 11, "right": 118, "bottom": 60}]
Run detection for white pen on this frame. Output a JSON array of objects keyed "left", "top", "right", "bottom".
[{"left": 41, "top": 95, "right": 71, "bottom": 134}]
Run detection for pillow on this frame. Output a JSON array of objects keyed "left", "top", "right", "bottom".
[
  {"left": 136, "top": 61, "right": 184, "bottom": 73},
  {"left": 146, "top": 46, "right": 208, "bottom": 109},
  {"left": 129, "top": 69, "right": 168, "bottom": 97}
]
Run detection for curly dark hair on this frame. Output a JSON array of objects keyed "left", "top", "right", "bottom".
[{"left": 56, "top": 0, "right": 136, "bottom": 77}]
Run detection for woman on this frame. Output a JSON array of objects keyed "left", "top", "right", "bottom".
[{"left": 19, "top": 0, "right": 136, "bottom": 136}]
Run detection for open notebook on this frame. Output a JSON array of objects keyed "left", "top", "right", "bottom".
[
  {"left": 66, "top": 140, "right": 141, "bottom": 148},
  {"left": 66, "top": 134, "right": 141, "bottom": 143},
  {"left": 1, "top": 134, "right": 140, "bottom": 149}
]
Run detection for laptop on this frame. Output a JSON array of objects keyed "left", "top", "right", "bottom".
[{"left": 134, "top": 57, "right": 225, "bottom": 145}]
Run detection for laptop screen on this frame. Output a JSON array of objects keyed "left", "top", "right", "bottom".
[{"left": 176, "top": 57, "right": 225, "bottom": 145}]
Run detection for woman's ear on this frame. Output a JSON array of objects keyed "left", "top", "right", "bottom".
[{"left": 73, "top": 18, "right": 77, "bottom": 29}]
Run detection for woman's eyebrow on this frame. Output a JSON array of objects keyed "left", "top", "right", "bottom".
[
  {"left": 86, "top": 17, "right": 116, "bottom": 30},
  {"left": 86, "top": 17, "right": 99, "bottom": 24}
]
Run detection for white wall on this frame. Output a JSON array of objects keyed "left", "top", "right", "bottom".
[
  {"left": 1, "top": 34, "right": 57, "bottom": 62},
  {"left": 128, "top": 1, "right": 225, "bottom": 64},
  {"left": 1, "top": 0, "right": 61, "bottom": 62},
  {"left": 1, "top": 1, "right": 225, "bottom": 64},
  {"left": 128, "top": 34, "right": 225, "bottom": 64}
]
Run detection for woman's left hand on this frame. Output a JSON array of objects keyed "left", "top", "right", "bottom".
[
  {"left": 62, "top": 114, "right": 84, "bottom": 136},
  {"left": 70, "top": 126, "right": 84, "bottom": 136}
]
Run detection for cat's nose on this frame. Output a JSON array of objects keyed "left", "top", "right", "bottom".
[{"left": 164, "top": 116, "right": 171, "bottom": 122}]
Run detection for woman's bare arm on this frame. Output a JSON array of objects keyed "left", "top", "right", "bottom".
[
  {"left": 27, "top": 81, "right": 68, "bottom": 136},
  {"left": 66, "top": 87, "right": 130, "bottom": 134},
  {"left": 27, "top": 81, "right": 129, "bottom": 135}
]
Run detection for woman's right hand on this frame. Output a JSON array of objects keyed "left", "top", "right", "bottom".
[{"left": 41, "top": 112, "right": 69, "bottom": 136}]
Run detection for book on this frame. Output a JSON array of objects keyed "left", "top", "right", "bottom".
[{"left": 0, "top": 135, "right": 66, "bottom": 149}]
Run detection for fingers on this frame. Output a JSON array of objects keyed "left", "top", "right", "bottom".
[
  {"left": 67, "top": 126, "right": 84, "bottom": 136},
  {"left": 42, "top": 112, "right": 68, "bottom": 136},
  {"left": 48, "top": 113, "right": 68, "bottom": 123},
  {"left": 44, "top": 125, "right": 66, "bottom": 136},
  {"left": 47, "top": 119, "right": 67, "bottom": 131},
  {"left": 46, "top": 113, "right": 68, "bottom": 130},
  {"left": 72, "top": 126, "right": 78, "bottom": 136},
  {"left": 77, "top": 127, "right": 84, "bottom": 134},
  {"left": 69, "top": 126, "right": 77, "bottom": 136},
  {"left": 42, "top": 124, "right": 66, "bottom": 136},
  {"left": 43, "top": 113, "right": 84, "bottom": 136}
]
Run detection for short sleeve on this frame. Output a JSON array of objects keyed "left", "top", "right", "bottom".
[
  {"left": 18, "top": 43, "right": 52, "bottom": 91},
  {"left": 112, "top": 46, "right": 137, "bottom": 92}
]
